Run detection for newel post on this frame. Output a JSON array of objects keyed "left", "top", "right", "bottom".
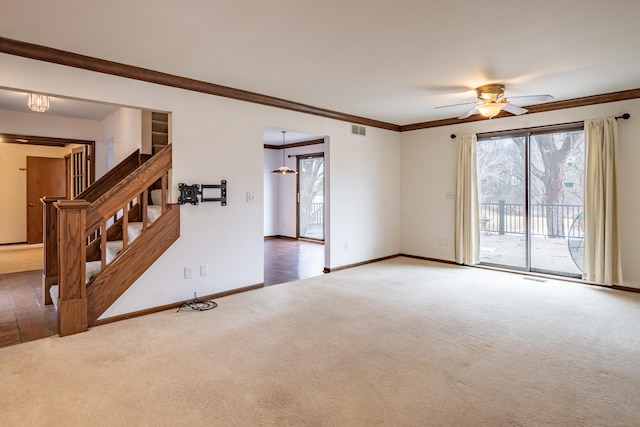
[
  {"left": 55, "top": 199, "right": 91, "bottom": 336},
  {"left": 42, "top": 197, "right": 64, "bottom": 306}
]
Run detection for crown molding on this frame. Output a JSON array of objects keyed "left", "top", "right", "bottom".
[
  {"left": 2, "top": 37, "right": 639, "bottom": 133},
  {"left": 400, "top": 88, "right": 640, "bottom": 132},
  {"left": 264, "top": 138, "right": 325, "bottom": 150},
  {"left": 0, "top": 37, "right": 399, "bottom": 131}
]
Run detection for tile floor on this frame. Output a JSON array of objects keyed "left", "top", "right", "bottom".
[{"left": 0, "top": 270, "right": 57, "bottom": 349}]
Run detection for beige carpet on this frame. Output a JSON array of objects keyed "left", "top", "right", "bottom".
[
  {"left": 1, "top": 257, "right": 639, "bottom": 426},
  {"left": 0, "top": 244, "right": 43, "bottom": 274}
]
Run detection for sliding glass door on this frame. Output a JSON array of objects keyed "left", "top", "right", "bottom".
[
  {"left": 297, "top": 154, "right": 324, "bottom": 241},
  {"left": 476, "top": 127, "right": 584, "bottom": 277},
  {"left": 477, "top": 136, "right": 527, "bottom": 269}
]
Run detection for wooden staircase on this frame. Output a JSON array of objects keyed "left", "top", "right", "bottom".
[{"left": 42, "top": 145, "right": 180, "bottom": 336}]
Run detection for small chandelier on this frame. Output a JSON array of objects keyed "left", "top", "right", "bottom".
[
  {"left": 28, "top": 93, "right": 50, "bottom": 112},
  {"left": 271, "top": 131, "right": 297, "bottom": 174}
]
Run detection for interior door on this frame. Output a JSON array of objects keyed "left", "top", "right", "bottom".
[{"left": 26, "top": 156, "right": 67, "bottom": 244}]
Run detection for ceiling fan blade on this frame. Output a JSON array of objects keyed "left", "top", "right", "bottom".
[
  {"left": 506, "top": 94, "right": 554, "bottom": 104},
  {"left": 434, "top": 101, "right": 478, "bottom": 109},
  {"left": 458, "top": 107, "right": 480, "bottom": 119},
  {"left": 502, "top": 103, "right": 528, "bottom": 116}
]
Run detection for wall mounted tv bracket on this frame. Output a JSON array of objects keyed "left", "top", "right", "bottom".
[{"left": 177, "top": 181, "right": 227, "bottom": 206}]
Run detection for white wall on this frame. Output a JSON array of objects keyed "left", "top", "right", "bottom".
[
  {"left": 400, "top": 98, "right": 640, "bottom": 289},
  {"left": 0, "top": 53, "right": 401, "bottom": 318},
  {"left": 263, "top": 148, "right": 281, "bottom": 236},
  {"left": 102, "top": 107, "right": 143, "bottom": 164},
  {"left": 0, "top": 108, "right": 103, "bottom": 243},
  {"left": 331, "top": 128, "right": 401, "bottom": 267}
]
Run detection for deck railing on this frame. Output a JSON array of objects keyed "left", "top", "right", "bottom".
[
  {"left": 309, "top": 202, "right": 324, "bottom": 225},
  {"left": 479, "top": 201, "right": 582, "bottom": 238}
]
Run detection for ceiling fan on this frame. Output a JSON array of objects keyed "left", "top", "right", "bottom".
[{"left": 435, "top": 84, "right": 553, "bottom": 119}]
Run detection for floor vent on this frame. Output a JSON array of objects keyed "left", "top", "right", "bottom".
[{"left": 351, "top": 124, "right": 366, "bottom": 136}]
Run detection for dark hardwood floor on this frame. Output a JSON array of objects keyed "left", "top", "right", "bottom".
[
  {"left": 264, "top": 238, "right": 325, "bottom": 286},
  {"left": 0, "top": 270, "right": 56, "bottom": 349}
]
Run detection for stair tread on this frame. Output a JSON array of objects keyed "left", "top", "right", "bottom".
[
  {"left": 86, "top": 260, "right": 102, "bottom": 284},
  {"left": 86, "top": 206, "right": 165, "bottom": 282}
]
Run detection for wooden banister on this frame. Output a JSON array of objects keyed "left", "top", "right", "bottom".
[
  {"left": 76, "top": 150, "right": 141, "bottom": 203},
  {"left": 85, "top": 145, "right": 172, "bottom": 233},
  {"left": 49, "top": 144, "right": 176, "bottom": 336},
  {"left": 55, "top": 199, "right": 91, "bottom": 336}
]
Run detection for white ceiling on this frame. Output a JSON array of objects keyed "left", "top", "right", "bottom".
[
  {"left": 0, "top": 87, "right": 120, "bottom": 121},
  {"left": 3, "top": 1, "right": 640, "bottom": 126}
]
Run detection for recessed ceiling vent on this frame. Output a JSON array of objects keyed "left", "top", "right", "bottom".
[{"left": 351, "top": 124, "right": 366, "bottom": 136}]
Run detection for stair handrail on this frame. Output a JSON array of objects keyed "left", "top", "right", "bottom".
[{"left": 76, "top": 150, "right": 144, "bottom": 203}]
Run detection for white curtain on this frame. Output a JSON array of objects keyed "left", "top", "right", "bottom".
[
  {"left": 454, "top": 134, "right": 479, "bottom": 265},
  {"left": 583, "top": 118, "right": 623, "bottom": 285}
]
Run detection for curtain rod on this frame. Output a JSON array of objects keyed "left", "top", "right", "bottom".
[{"left": 449, "top": 113, "right": 630, "bottom": 139}]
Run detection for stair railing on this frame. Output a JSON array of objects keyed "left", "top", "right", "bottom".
[
  {"left": 42, "top": 150, "right": 148, "bottom": 302},
  {"left": 45, "top": 145, "right": 172, "bottom": 336}
]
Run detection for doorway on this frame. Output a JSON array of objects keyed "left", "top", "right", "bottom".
[
  {"left": 476, "top": 126, "right": 585, "bottom": 277},
  {"left": 263, "top": 127, "right": 328, "bottom": 285}
]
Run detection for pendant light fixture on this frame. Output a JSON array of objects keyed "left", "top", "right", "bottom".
[
  {"left": 28, "top": 93, "right": 50, "bottom": 112},
  {"left": 271, "top": 131, "right": 298, "bottom": 174}
]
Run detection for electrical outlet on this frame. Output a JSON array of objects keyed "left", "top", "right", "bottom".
[
  {"left": 438, "top": 238, "right": 448, "bottom": 246},
  {"left": 246, "top": 192, "right": 256, "bottom": 203},
  {"left": 200, "top": 265, "right": 208, "bottom": 276},
  {"left": 345, "top": 241, "right": 349, "bottom": 251},
  {"left": 446, "top": 191, "right": 455, "bottom": 199},
  {"left": 184, "top": 266, "right": 193, "bottom": 279}
]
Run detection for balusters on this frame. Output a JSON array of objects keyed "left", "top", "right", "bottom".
[
  {"left": 161, "top": 173, "right": 168, "bottom": 214},
  {"left": 122, "top": 203, "right": 129, "bottom": 251},
  {"left": 100, "top": 221, "right": 107, "bottom": 270}
]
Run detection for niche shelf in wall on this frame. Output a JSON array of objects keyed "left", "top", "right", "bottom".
[{"left": 142, "top": 111, "right": 171, "bottom": 155}]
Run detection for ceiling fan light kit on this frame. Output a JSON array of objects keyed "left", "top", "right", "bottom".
[
  {"left": 476, "top": 102, "right": 505, "bottom": 119},
  {"left": 435, "top": 83, "right": 553, "bottom": 120}
]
